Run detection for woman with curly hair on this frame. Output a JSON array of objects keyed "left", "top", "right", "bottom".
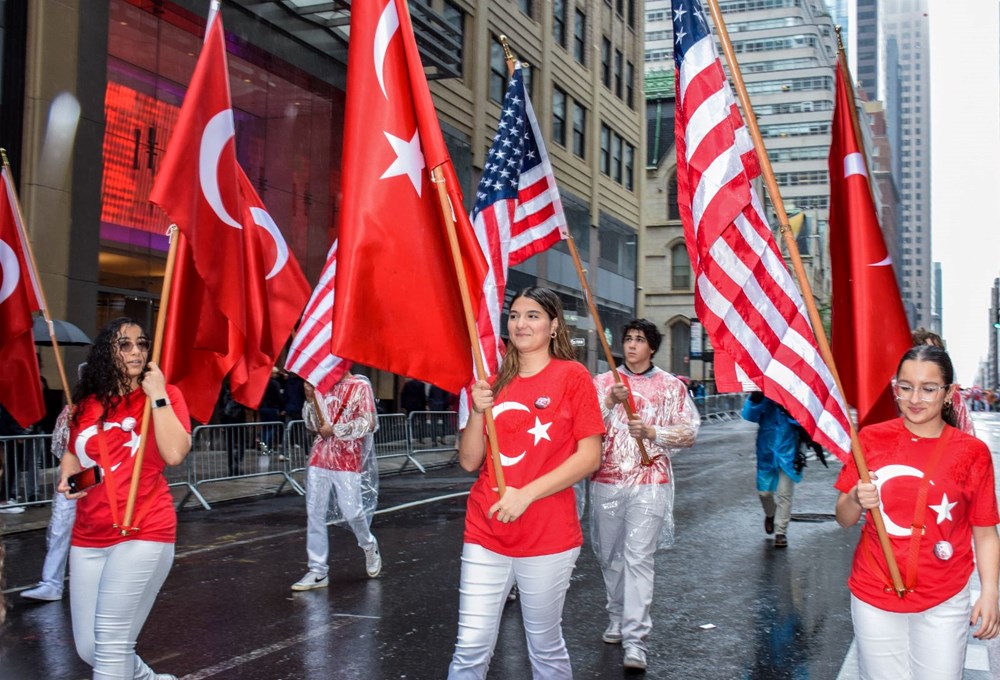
[{"left": 58, "top": 317, "right": 190, "bottom": 680}]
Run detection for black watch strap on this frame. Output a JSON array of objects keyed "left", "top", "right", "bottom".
[{"left": 152, "top": 397, "right": 171, "bottom": 409}]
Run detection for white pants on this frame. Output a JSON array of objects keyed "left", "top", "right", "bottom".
[
  {"left": 851, "top": 585, "right": 971, "bottom": 680},
  {"left": 590, "top": 482, "right": 667, "bottom": 652},
  {"left": 448, "top": 543, "right": 580, "bottom": 680},
  {"left": 305, "top": 466, "right": 375, "bottom": 576},
  {"left": 39, "top": 491, "right": 77, "bottom": 591},
  {"left": 758, "top": 470, "right": 795, "bottom": 535},
  {"left": 70, "top": 540, "right": 174, "bottom": 680}
]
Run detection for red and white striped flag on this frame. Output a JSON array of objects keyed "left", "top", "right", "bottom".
[
  {"left": 284, "top": 239, "right": 350, "bottom": 392},
  {"left": 459, "top": 62, "right": 569, "bottom": 427},
  {"left": 672, "top": 0, "right": 851, "bottom": 460}
]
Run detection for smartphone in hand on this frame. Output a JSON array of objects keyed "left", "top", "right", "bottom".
[{"left": 68, "top": 466, "right": 103, "bottom": 493}]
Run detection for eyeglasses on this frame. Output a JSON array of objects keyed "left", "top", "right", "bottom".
[
  {"left": 115, "top": 338, "right": 150, "bottom": 353},
  {"left": 891, "top": 380, "right": 949, "bottom": 402}
]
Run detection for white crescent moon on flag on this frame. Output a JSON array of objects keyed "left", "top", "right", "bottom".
[
  {"left": 374, "top": 1, "right": 400, "bottom": 99},
  {"left": 75, "top": 421, "right": 135, "bottom": 472},
  {"left": 250, "top": 207, "right": 289, "bottom": 280},
  {"left": 491, "top": 400, "right": 530, "bottom": 466},
  {"left": 199, "top": 110, "right": 243, "bottom": 230},
  {"left": 872, "top": 464, "right": 925, "bottom": 537},
  {"left": 0, "top": 237, "right": 20, "bottom": 305}
]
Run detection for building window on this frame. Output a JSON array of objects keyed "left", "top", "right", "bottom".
[
  {"left": 614, "top": 49, "right": 624, "bottom": 98},
  {"left": 600, "top": 123, "right": 611, "bottom": 174},
  {"left": 667, "top": 173, "right": 679, "bottom": 220},
  {"left": 552, "top": 86, "right": 567, "bottom": 146},
  {"left": 670, "top": 321, "right": 690, "bottom": 377},
  {"left": 553, "top": 0, "right": 566, "bottom": 46},
  {"left": 601, "top": 37, "right": 611, "bottom": 88},
  {"left": 572, "top": 102, "right": 586, "bottom": 158},
  {"left": 624, "top": 142, "right": 634, "bottom": 190},
  {"left": 628, "top": 0, "right": 637, "bottom": 28},
  {"left": 442, "top": 1, "right": 464, "bottom": 77},
  {"left": 573, "top": 10, "right": 586, "bottom": 64},
  {"left": 518, "top": 0, "right": 533, "bottom": 17},
  {"left": 489, "top": 37, "right": 506, "bottom": 103},
  {"left": 625, "top": 60, "right": 634, "bottom": 108},
  {"left": 611, "top": 134, "right": 622, "bottom": 183},
  {"left": 671, "top": 243, "right": 691, "bottom": 289}
]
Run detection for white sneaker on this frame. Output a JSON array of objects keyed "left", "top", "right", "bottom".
[
  {"left": 290, "top": 571, "right": 328, "bottom": 591},
  {"left": 364, "top": 542, "right": 382, "bottom": 578},
  {"left": 21, "top": 583, "right": 63, "bottom": 602},
  {"left": 602, "top": 620, "right": 622, "bottom": 644},
  {"left": 0, "top": 500, "right": 25, "bottom": 514},
  {"left": 623, "top": 645, "right": 647, "bottom": 671}
]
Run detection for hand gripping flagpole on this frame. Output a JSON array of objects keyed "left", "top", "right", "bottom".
[
  {"left": 499, "top": 37, "right": 653, "bottom": 466},
  {"left": 430, "top": 166, "right": 507, "bottom": 497},
  {"left": 120, "top": 224, "right": 181, "bottom": 534},
  {"left": 0, "top": 149, "right": 74, "bottom": 411},
  {"left": 705, "top": 0, "right": 905, "bottom": 596}
]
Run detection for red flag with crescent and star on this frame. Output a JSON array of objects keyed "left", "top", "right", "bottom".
[
  {"left": 828, "top": 55, "right": 911, "bottom": 427},
  {"left": 329, "top": 0, "right": 488, "bottom": 394},
  {"left": 0, "top": 166, "right": 45, "bottom": 427},
  {"left": 150, "top": 8, "right": 309, "bottom": 422}
]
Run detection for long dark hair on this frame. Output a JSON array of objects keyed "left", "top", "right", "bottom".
[
  {"left": 72, "top": 317, "right": 148, "bottom": 424},
  {"left": 493, "top": 287, "right": 576, "bottom": 394},
  {"left": 896, "top": 344, "right": 957, "bottom": 428}
]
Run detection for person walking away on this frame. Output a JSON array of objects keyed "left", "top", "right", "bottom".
[
  {"left": 590, "top": 319, "right": 700, "bottom": 671},
  {"left": 291, "top": 372, "right": 381, "bottom": 590},
  {"left": 835, "top": 344, "right": 999, "bottom": 678},
  {"left": 743, "top": 393, "right": 801, "bottom": 548},
  {"left": 447, "top": 287, "right": 604, "bottom": 679}
]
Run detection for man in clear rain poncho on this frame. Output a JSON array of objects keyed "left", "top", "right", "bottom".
[
  {"left": 590, "top": 319, "right": 701, "bottom": 671},
  {"left": 291, "top": 372, "right": 381, "bottom": 591}
]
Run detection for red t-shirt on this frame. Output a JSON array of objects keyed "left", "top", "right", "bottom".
[
  {"left": 70, "top": 385, "right": 191, "bottom": 548},
  {"left": 835, "top": 419, "right": 999, "bottom": 612},
  {"left": 464, "top": 359, "right": 605, "bottom": 557}
]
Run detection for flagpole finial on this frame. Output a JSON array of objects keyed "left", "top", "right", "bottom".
[
  {"left": 499, "top": 35, "right": 514, "bottom": 62},
  {"left": 835, "top": 25, "right": 845, "bottom": 52},
  {"left": 0, "top": 148, "right": 9, "bottom": 169}
]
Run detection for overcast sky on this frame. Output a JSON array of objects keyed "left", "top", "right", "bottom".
[{"left": 930, "top": 0, "right": 1000, "bottom": 385}]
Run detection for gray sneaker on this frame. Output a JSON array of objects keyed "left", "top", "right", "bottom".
[
  {"left": 364, "top": 542, "right": 382, "bottom": 578},
  {"left": 602, "top": 620, "right": 623, "bottom": 644},
  {"left": 623, "top": 645, "right": 647, "bottom": 671},
  {"left": 291, "top": 571, "right": 329, "bottom": 591},
  {"left": 21, "top": 583, "right": 63, "bottom": 602}
]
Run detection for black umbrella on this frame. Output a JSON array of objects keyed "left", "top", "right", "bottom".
[{"left": 33, "top": 316, "right": 92, "bottom": 346}]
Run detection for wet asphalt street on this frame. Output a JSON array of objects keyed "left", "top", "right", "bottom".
[{"left": 3, "top": 414, "right": 999, "bottom": 679}]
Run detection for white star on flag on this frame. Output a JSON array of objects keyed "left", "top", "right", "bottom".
[
  {"left": 527, "top": 417, "right": 552, "bottom": 445},
  {"left": 929, "top": 493, "right": 957, "bottom": 524},
  {"left": 380, "top": 129, "right": 425, "bottom": 196}
]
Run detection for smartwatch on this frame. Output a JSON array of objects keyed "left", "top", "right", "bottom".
[{"left": 152, "top": 397, "right": 171, "bottom": 409}]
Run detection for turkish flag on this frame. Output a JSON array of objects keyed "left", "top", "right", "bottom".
[
  {"left": 152, "top": 11, "right": 309, "bottom": 422},
  {"left": 828, "top": 57, "right": 911, "bottom": 427},
  {"left": 0, "top": 167, "right": 45, "bottom": 428},
  {"left": 330, "top": 0, "right": 488, "bottom": 393}
]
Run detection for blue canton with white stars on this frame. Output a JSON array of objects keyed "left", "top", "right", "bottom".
[
  {"left": 672, "top": 0, "right": 711, "bottom": 68},
  {"left": 472, "top": 67, "right": 541, "bottom": 216}
]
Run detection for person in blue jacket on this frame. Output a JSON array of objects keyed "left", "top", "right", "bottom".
[{"left": 742, "top": 393, "right": 802, "bottom": 548}]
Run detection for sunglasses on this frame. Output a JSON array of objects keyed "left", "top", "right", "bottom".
[{"left": 115, "top": 338, "right": 151, "bottom": 353}]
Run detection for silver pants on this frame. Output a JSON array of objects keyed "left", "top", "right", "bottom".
[
  {"left": 758, "top": 469, "right": 795, "bottom": 535},
  {"left": 591, "top": 482, "right": 667, "bottom": 652},
  {"left": 448, "top": 543, "right": 580, "bottom": 679},
  {"left": 305, "top": 466, "right": 375, "bottom": 576},
  {"left": 70, "top": 540, "right": 174, "bottom": 679}
]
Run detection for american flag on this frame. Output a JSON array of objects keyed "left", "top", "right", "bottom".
[
  {"left": 460, "top": 62, "right": 568, "bottom": 427},
  {"left": 672, "top": 0, "right": 852, "bottom": 459},
  {"left": 284, "top": 239, "right": 350, "bottom": 392}
]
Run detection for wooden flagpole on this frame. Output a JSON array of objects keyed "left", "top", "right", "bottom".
[
  {"left": 430, "top": 166, "right": 506, "bottom": 496},
  {"left": 120, "top": 225, "right": 180, "bottom": 533},
  {"left": 499, "top": 37, "right": 652, "bottom": 466},
  {"left": 705, "top": 0, "right": 905, "bottom": 595},
  {"left": 0, "top": 149, "right": 73, "bottom": 409}
]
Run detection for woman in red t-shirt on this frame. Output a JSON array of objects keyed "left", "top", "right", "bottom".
[
  {"left": 835, "top": 344, "right": 1000, "bottom": 678},
  {"left": 57, "top": 317, "right": 191, "bottom": 680},
  {"left": 447, "top": 288, "right": 604, "bottom": 679}
]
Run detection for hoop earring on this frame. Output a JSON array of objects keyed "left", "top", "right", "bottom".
[{"left": 550, "top": 330, "right": 557, "bottom": 338}]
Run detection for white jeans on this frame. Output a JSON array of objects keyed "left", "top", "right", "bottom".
[
  {"left": 758, "top": 470, "right": 795, "bottom": 535},
  {"left": 851, "top": 585, "right": 971, "bottom": 680},
  {"left": 306, "top": 466, "right": 375, "bottom": 576},
  {"left": 69, "top": 540, "right": 174, "bottom": 679},
  {"left": 448, "top": 543, "right": 580, "bottom": 679},
  {"left": 590, "top": 482, "right": 667, "bottom": 652},
  {"left": 39, "top": 491, "right": 77, "bottom": 591}
]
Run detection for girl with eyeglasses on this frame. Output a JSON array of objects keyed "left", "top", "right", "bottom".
[
  {"left": 58, "top": 317, "right": 191, "bottom": 680},
  {"left": 834, "top": 344, "right": 1000, "bottom": 679}
]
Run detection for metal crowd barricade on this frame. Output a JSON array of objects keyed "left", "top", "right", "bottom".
[
  {"left": 0, "top": 433, "right": 54, "bottom": 511},
  {"left": 698, "top": 393, "right": 747, "bottom": 423},
  {"left": 180, "top": 421, "right": 300, "bottom": 510},
  {"left": 375, "top": 413, "right": 424, "bottom": 473},
  {"left": 284, "top": 419, "right": 311, "bottom": 493},
  {"left": 407, "top": 410, "right": 459, "bottom": 470}
]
